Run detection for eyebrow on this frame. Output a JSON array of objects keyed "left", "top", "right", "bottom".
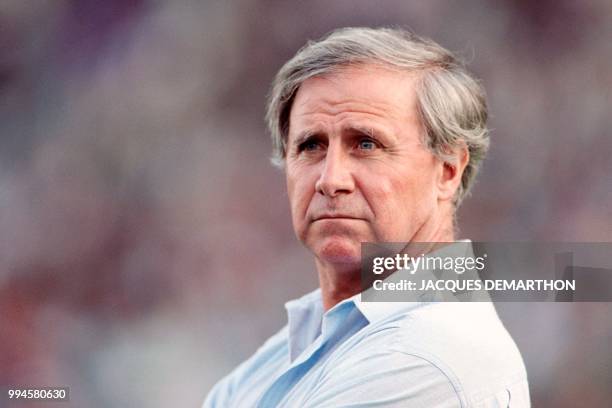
[
  {"left": 290, "top": 124, "right": 395, "bottom": 148},
  {"left": 345, "top": 125, "right": 376, "bottom": 138},
  {"left": 293, "top": 129, "right": 320, "bottom": 145},
  {"left": 344, "top": 124, "right": 395, "bottom": 145}
]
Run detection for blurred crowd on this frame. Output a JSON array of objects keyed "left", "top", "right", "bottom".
[{"left": 1, "top": 0, "right": 610, "bottom": 406}]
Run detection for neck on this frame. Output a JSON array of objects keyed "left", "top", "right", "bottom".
[{"left": 316, "top": 259, "right": 362, "bottom": 311}]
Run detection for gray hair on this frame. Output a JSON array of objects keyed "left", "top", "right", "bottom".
[{"left": 265, "top": 27, "right": 490, "bottom": 205}]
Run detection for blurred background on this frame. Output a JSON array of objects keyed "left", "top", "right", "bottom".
[{"left": 1, "top": 0, "right": 611, "bottom": 406}]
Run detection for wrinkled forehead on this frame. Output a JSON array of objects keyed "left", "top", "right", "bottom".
[{"left": 288, "top": 64, "right": 421, "bottom": 130}]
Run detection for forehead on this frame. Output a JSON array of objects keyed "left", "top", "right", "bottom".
[{"left": 289, "top": 64, "right": 420, "bottom": 127}]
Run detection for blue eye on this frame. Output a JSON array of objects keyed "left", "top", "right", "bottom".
[
  {"left": 358, "top": 139, "right": 376, "bottom": 150},
  {"left": 305, "top": 141, "right": 320, "bottom": 150},
  {"left": 299, "top": 140, "right": 321, "bottom": 152}
]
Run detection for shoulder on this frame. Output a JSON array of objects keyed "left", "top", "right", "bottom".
[
  {"left": 344, "top": 302, "right": 530, "bottom": 407},
  {"left": 393, "top": 303, "right": 527, "bottom": 378}
]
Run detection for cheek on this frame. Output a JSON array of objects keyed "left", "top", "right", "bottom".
[
  {"left": 386, "top": 158, "right": 439, "bottom": 204},
  {"left": 366, "top": 173, "right": 419, "bottom": 211},
  {"left": 364, "top": 170, "right": 435, "bottom": 225},
  {"left": 286, "top": 168, "right": 315, "bottom": 221}
]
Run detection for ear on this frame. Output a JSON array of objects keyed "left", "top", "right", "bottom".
[{"left": 437, "top": 143, "right": 469, "bottom": 202}]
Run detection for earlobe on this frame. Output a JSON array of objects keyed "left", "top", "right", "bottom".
[{"left": 437, "top": 145, "right": 469, "bottom": 201}]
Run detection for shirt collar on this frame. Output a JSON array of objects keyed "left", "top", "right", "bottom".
[
  {"left": 284, "top": 289, "right": 324, "bottom": 361},
  {"left": 284, "top": 240, "right": 474, "bottom": 358}
]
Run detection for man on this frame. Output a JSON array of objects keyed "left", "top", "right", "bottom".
[{"left": 203, "top": 27, "right": 529, "bottom": 407}]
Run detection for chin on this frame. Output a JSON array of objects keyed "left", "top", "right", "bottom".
[{"left": 313, "top": 237, "right": 361, "bottom": 265}]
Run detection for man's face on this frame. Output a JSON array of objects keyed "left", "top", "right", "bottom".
[{"left": 286, "top": 65, "right": 449, "bottom": 266}]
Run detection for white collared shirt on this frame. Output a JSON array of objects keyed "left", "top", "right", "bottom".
[{"left": 203, "top": 242, "right": 530, "bottom": 407}]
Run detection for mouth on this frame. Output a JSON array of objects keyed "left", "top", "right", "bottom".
[{"left": 313, "top": 214, "right": 363, "bottom": 222}]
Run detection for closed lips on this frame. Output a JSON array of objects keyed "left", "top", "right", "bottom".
[{"left": 313, "top": 214, "right": 363, "bottom": 220}]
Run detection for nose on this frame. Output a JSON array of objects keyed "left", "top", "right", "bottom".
[{"left": 315, "top": 145, "right": 355, "bottom": 198}]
